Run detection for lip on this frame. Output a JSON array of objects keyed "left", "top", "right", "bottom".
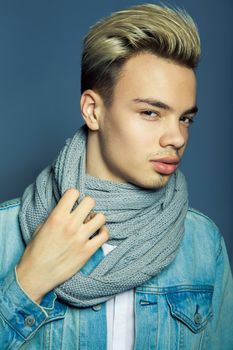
[
  {"left": 150, "top": 157, "right": 180, "bottom": 175},
  {"left": 151, "top": 157, "right": 180, "bottom": 164}
]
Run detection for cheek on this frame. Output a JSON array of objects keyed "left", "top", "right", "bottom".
[
  {"left": 101, "top": 109, "right": 162, "bottom": 161},
  {"left": 102, "top": 114, "right": 134, "bottom": 148},
  {"left": 109, "top": 120, "right": 154, "bottom": 155},
  {"left": 99, "top": 124, "right": 137, "bottom": 168}
]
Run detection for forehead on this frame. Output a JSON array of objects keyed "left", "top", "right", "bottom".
[{"left": 113, "top": 53, "right": 196, "bottom": 110}]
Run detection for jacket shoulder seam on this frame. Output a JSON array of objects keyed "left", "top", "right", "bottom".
[
  {"left": 0, "top": 198, "right": 21, "bottom": 210},
  {"left": 188, "top": 206, "right": 215, "bottom": 224}
]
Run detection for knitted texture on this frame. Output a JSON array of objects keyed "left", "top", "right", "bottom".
[{"left": 18, "top": 124, "right": 189, "bottom": 307}]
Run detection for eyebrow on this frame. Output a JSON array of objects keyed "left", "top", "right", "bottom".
[{"left": 132, "top": 98, "right": 198, "bottom": 115}]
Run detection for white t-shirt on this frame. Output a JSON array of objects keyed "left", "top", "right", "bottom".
[{"left": 102, "top": 243, "right": 135, "bottom": 350}]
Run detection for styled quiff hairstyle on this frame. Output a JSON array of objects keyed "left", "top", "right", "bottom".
[{"left": 81, "top": 3, "right": 201, "bottom": 107}]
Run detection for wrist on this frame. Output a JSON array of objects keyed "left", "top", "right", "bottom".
[{"left": 15, "top": 264, "right": 45, "bottom": 304}]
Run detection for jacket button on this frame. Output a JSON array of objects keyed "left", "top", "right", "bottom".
[
  {"left": 92, "top": 304, "right": 102, "bottom": 311},
  {"left": 25, "top": 315, "right": 35, "bottom": 326},
  {"left": 194, "top": 312, "right": 202, "bottom": 324}
]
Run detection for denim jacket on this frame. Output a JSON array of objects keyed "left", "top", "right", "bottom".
[{"left": 0, "top": 198, "right": 233, "bottom": 350}]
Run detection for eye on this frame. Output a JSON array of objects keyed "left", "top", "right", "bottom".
[
  {"left": 180, "top": 115, "right": 194, "bottom": 126},
  {"left": 141, "top": 110, "right": 159, "bottom": 120}
]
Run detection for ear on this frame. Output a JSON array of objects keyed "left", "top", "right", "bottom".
[{"left": 80, "top": 90, "right": 105, "bottom": 131}]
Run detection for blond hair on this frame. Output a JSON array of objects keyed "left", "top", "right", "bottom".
[{"left": 81, "top": 3, "right": 201, "bottom": 106}]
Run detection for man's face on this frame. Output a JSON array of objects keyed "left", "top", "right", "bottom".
[{"left": 88, "top": 53, "right": 197, "bottom": 189}]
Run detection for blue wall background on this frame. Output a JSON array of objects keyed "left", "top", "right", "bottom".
[{"left": 0, "top": 0, "right": 232, "bottom": 269}]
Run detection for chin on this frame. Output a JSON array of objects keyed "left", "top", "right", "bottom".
[
  {"left": 129, "top": 172, "right": 171, "bottom": 190},
  {"left": 148, "top": 174, "right": 170, "bottom": 190}
]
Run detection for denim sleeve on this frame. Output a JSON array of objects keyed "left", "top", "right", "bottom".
[
  {"left": 0, "top": 267, "right": 57, "bottom": 349},
  {"left": 209, "top": 234, "right": 233, "bottom": 349}
]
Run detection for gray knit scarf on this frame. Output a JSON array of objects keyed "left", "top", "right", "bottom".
[{"left": 18, "top": 124, "right": 189, "bottom": 308}]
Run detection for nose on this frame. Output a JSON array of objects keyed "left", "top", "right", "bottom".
[{"left": 159, "top": 118, "right": 186, "bottom": 150}]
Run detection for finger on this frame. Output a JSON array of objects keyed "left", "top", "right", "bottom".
[
  {"left": 52, "top": 188, "right": 80, "bottom": 216},
  {"left": 83, "top": 211, "right": 96, "bottom": 224},
  {"left": 70, "top": 195, "right": 96, "bottom": 224},
  {"left": 87, "top": 226, "right": 109, "bottom": 254},
  {"left": 83, "top": 212, "right": 106, "bottom": 238}
]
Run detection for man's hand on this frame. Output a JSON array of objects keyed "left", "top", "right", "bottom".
[{"left": 16, "top": 188, "right": 109, "bottom": 304}]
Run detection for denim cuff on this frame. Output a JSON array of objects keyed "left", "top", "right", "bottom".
[{"left": 0, "top": 268, "right": 55, "bottom": 340}]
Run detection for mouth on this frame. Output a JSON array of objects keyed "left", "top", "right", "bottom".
[{"left": 150, "top": 157, "right": 180, "bottom": 175}]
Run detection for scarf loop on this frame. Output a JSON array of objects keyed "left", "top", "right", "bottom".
[{"left": 19, "top": 125, "right": 189, "bottom": 307}]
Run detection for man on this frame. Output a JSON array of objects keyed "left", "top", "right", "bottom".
[{"left": 0, "top": 3, "right": 232, "bottom": 349}]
